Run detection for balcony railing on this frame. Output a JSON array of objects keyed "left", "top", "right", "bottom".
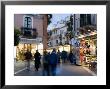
[{"left": 20, "top": 27, "right": 38, "bottom": 39}]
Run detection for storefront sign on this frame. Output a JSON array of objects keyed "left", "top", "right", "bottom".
[{"left": 20, "top": 37, "right": 42, "bottom": 44}]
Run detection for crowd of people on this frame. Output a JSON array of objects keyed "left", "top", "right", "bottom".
[{"left": 24, "top": 48, "right": 77, "bottom": 76}]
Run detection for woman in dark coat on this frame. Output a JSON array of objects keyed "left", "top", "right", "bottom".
[{"left": 34, "top": 50, "right": 41, "bottom": 71}]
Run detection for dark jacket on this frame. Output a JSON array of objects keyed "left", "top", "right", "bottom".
[
  {"left": 68, "top": 52, "right": 74, "bottom": 60},
  {"left": 24, "top": 51, "right": 32, "bottom": 60},
  {"left": 34, "top": 52, "right": 41, "bottom": 62},
  {"left": 50, "top": 52, "right": 58, "bottom": 65},
  {"left": 57, "top": 51, "right": 61, "bottom": 59},
  {"left": 61, "top": 51, "right": 67, "bottom": 59},
  {"left": 43, "top": 53, "right": 50, "bottom": 64}
]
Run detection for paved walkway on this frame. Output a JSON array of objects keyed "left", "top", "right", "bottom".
[{"left": 14, "top": 62, "right": 96, "bottom": 76}]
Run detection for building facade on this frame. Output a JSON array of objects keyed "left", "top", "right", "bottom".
[
  {"left": 47, "top": 24, "right": 71, "bottom": 52},
  {"left": 48, "top": 26, "right": 68, "bottom": 47},
  {"left": 14, "top": 14, "right": 48, "bottom": 60}
]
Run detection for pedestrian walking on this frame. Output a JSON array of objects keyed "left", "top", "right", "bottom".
[
  {"left": 34, "top": 50, "right": 41, "bottom": 71},
  {"left": 61, "top": 50, "right": 67, "bottom": 63},
  {"left": 73, "top": 51, "right": 77, "bottom": 65},
  {"left": 68, "top": 50, "right": 74, "bottom": 64},
  {"left": 42, "top": 50, "right": 50, "bottom": 76},
  {"left": 50, "top": 48, "right": 58, "bottom": 76},
  {"left": 57, "top": 50, "right": 61, "bottom": 63},
  {"left": 24, "top": 49, "right": 32, "bottom": 71}
]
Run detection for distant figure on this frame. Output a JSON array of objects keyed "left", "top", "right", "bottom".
[
  {"left": 75, "top": 47, "right": 80, "bottom": 65},
  {"left": 72, "top": 49, "right": 76, "bottom": 65},
  {"left": 61, "top": 51, "right": 67, "bottom": 63},
  {"left": 24, "top": 49, "right": 32, "bottom": 71},
  {"left": 57, "top": 50, "right": 61, "bottom": 63},
  {"left": 68, "top": 50, "right": 74, "bottom": 64},
  {"left": 42, "top": 50, "right": 50, "bottom": 76},
  {"left": 34, "top": 50, "right": 41, "bottom": 71},
  {"left": 50, "top": 48, "right": 58, "bottom": 76}
]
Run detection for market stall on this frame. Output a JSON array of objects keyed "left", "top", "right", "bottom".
[
  {"left": 77, "top": 25, "right": 97, "bottom": 73},
  {"left": 79, "top": 34, "right": 97, "bottom": 71}
]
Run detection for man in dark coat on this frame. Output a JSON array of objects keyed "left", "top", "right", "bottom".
[
  {"left": 49, "top": 48, "right": 58, "bottom": 76},
  {"left": 34, "top": 50, "right": 41, "bottom": 71}
]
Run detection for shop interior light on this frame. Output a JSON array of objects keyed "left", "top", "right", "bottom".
[
  {"left": 88, "top": 29, "right": 91, "bottom": 31},
  {"left": 80, "top": 47, "right": 82, "bottom": 48}
]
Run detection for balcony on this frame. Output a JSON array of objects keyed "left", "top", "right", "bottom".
[{"left": 20, "top": 27, "right": 38, "bottom": 39}]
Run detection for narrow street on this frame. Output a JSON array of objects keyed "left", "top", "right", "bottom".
[
  {"left": 14, "top": 14, "right": 97, "bottom": 76},
  {"left": 14, "top": 61, "right": 96, "bottom": 76}
]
